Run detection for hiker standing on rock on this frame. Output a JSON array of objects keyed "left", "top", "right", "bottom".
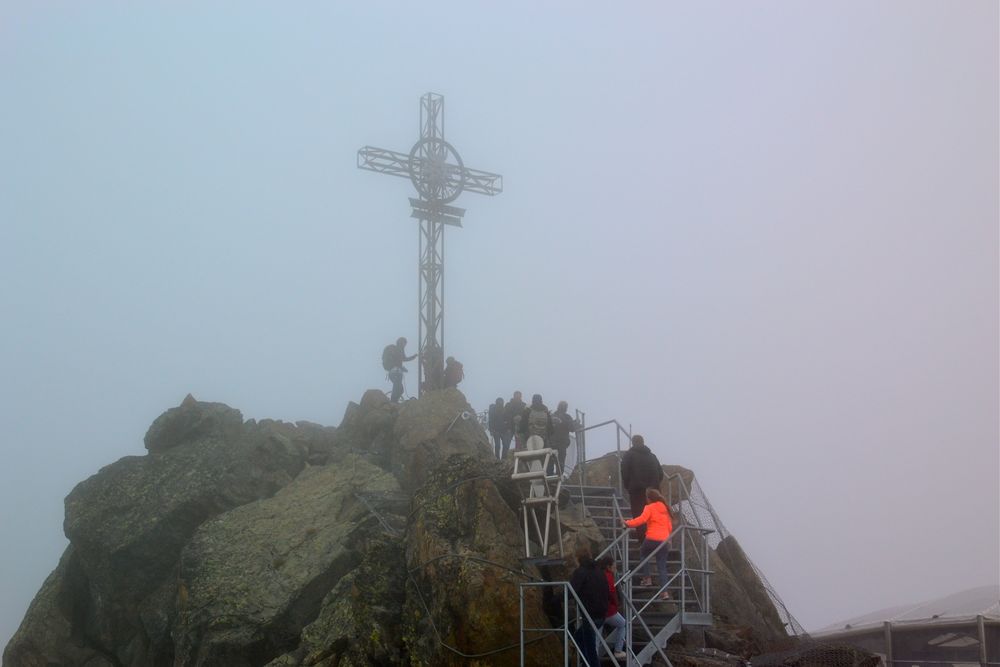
[
  {"left": 519, "top": 394, "right": 553, "bottom": 451},
  {"left": 381, "top": 337, "right": 416, "bottom": 403},
  {"left": 488, "top": 397, "right": 508, "bottom": 459},
  {"left": 550, "top": 401, "right": 578, "bottom": 475},
  {"left": 620, "top": 434, "right": 663, "bottom": 541},
  {"left": 504, "top": 390, "right": 526, "bottom": 450}
]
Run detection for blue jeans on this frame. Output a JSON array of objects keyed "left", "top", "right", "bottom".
[
  {"left": 573, "top": 617, "right": 604, "bottom": 666},
  {"left": 600, "top": 611, "right": 627, "bottom": 653},
  {"left": 640, "top": 538, "right": 669, "bottom": 589}
]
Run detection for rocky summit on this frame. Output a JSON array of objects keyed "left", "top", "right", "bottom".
[{"left": 6, "top": 389, "right": 798, "bottom": 666}]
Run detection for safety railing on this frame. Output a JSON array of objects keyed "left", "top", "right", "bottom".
[
  {"left": 617, "top": 524, "right": 714, "bottom": 666},
  {"left": 519, "top": 524, "right": 714, "bottom": 667},
  {"left": 519, "top": 580, "right": 625, "bottom": 667}
]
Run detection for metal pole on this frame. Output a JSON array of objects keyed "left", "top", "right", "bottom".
[
  {"left": 978, "top": 615, "right": 987, "bottom": 667},
  {"left": 884, "top": 621, "right": 894, "bottom": 667},
  {"left": 564, "top": 586, "right": 570, "bottom": 667},
  {"left": 680, "top": 528, "right": 686, "bottom": 618},
  {"left": 519, "top": 585, "right": 525, "bottom": 667}
]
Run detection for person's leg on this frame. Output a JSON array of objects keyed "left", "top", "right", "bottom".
[
  {"left": 501, "top": 432, "right": 512, "bottom": 459},
  {"left": 629, "top": 489, "right": 646, "bottom": 541},
  {"left": 581, "top": 619, "right": 600, "bottom": 666},
  {"left": 605, "top": 612, "right": 627, "bottom": 653},
  {"left": 656, "top": 544, "right": 670, "bottom": 596},
  {"left": 491, "top": 431, "right": 501, "bottom": 459},
  {"left": 639, "top": 539, "right": 655, "bottom": 584},
  {"left": 390, "top": 376, "right": 403, "bottom": 403},
  {"left": 572, "top": 622, "right": 590, "bottom": 665}
]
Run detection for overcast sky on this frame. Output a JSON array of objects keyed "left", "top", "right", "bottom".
[{"left": 1, "top": 1, "right": 997, "bottom": 646}]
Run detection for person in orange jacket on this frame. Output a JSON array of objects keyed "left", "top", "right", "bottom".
[{"left": 623, "top": 488, "right": 673, "bottom": 599}]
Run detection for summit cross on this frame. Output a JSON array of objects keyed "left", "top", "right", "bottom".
[{"left": 358, "top": 93, "right": 503, "bottom": 396}]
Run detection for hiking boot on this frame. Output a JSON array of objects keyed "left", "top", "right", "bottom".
[{"left": 614, "top": 651, "right": 628, "bottom": 660}]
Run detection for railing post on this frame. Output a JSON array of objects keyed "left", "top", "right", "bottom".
[
  {"left": 978, "top": 615, "right": 987, "bottom": 667},
  {"left": 680, "top": 528, "right": 686, "bottom": 620},
  {"left": 519, "top": 585, "right": 525, "bottom": 667},
  {"left": 884, "top": 621, "right": 894, "bottom": 667},
  {"left": 564, "top": 585, "right": 570, "bottom": 667},
  {"left": 704, "top": 534, "right": 711, "bottom": 614}
]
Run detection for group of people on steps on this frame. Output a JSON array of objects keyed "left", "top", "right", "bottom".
[
  {"left": 383, "top": 337, "right": 673, "bottom": 665},
  {"left": 570, "top": 435, "right": 672, "bottom": 665}
]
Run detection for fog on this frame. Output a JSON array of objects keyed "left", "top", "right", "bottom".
[{"left": 1, "top": 1, "right": 997, "bottom": 647}]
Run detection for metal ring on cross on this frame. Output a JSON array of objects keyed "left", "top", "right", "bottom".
[{"left": 408, "top": 137, "right": 466, "bottom": 204}]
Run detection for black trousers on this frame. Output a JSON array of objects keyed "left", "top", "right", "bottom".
[{"left": 629, "top": 487, "right": 647, "bottom": 541}]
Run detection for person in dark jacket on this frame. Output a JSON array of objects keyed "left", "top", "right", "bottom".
[
  {"left": 518, "top": 394, "right": 553, "bottom": 447},
  {"left": 569, "top": 547, "right": 609, "bottom": 667},
  {"left": 487, "top": 398, "right": 507, "bottom": 459},
  {"left": 503, "top": 391, "right": 526, "bottom": 450},
  {"left": 549, "top": 400, "right": 578, "bottom": 475},
  {"left": 620, "top": 434, "right": 664, "bottom": 541}
]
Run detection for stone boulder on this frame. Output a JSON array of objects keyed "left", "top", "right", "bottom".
[
  {"left": 172, "top": 457, "right": 399, "bottom": 666},
  {"left": 2, "top": 547, "right": 114, "bottom": 667},
  {"left": 10, "top": 397, "right": 309, "bottom": 666},
  {"left": 389, "top": 388, "right": 492, "bottom": 491},
  {"left": 264, "top": 533, "right": 407, "bottom": 667},
  {"left": 144, "top": 394, "right": 243, "bottom": 453}
]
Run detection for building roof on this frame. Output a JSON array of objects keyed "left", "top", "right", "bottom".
[{"left": 816, "top": 585, "right": 1000, "bottom": 635}]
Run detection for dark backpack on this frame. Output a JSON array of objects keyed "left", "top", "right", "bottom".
[
  {"left": 382, "top": 344, "right": 399, "bottom": 371},
  {"left": 527, "top": 409, "right": 549, "bottom": 437}
]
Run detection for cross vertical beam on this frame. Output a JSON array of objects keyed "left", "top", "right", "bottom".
[{"left": 358, "top": 93, "right": 502, "bottom": 396}]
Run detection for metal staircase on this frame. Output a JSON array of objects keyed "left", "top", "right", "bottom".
[
  {"left": 567, "top": 483, "right": 714, "bottom": 665},
  {"left": 517, "top": 415, "right": 714, "bottom": 666}
]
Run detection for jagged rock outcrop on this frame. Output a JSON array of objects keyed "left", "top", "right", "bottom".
[
  {"left": 5, "top": 390, "right": 799, "bottom": 666},
  {"left": 402, "top": 455, "right": 556, "bottom": 666},
  {"left": 173, "top": 457, "right": 400, "bottom": 665}
]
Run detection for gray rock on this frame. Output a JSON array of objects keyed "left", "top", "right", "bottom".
[
  {"left": 55, "top": 400, "right": 305, "bottom": 664},
  {"left": 144, "top": 394, "right": 243, "bottom": 453},
  {"left": 2, "top": 547, "right": 115, "bottom": 667},
  {"left": 402, "top": 454, "right": 557, "bottom": 666},
  {"left": 173, "top": 457, "right": 400, "bottom": 666}
]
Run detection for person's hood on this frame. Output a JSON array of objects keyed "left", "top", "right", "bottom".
[{"left": 631, "top": 443, "right": 652, "bottom": 455}]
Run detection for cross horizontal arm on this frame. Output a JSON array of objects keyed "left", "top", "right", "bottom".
[
  {"left": 461, "top": 166, "right": 503, "bottom": 196},
  {"left": 358, "top": 145, "right": 503, "bottom": 197},
  {"left": 357, "top": 146, "right": 410, "bottom": 178}
]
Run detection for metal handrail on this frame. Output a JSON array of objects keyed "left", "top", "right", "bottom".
[{"left": 519, "top": 580, "right": 623, "bottom": 667}]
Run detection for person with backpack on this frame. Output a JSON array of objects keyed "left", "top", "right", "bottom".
[
  {"left": 381, "top": 337, "right": 416, "bottom": 403},
  {"left": 503, "top": 391, "right": 526, "bottom": 450},
  {"left": 443, "top": 356, "right": 464, "bottom": 389},
  {"left": 624, "top": 488, "right": 674, "bottom": 600},
  {"left": 569, "top": 546, "right": 609, "bottom": 667},
  {"left": 620, "top": 434, "right": 664, "bottom": 541},
  {"left": 519, "top": 394, "right": 553, "bottom": 450},
  {"left": 487, "top": 397, "right": 507, "bottom": 459},
  {"left": 549, "top": 401, "right": 578, "bottom": 475}
]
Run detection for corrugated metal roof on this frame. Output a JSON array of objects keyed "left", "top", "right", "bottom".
[{"left": 817, "top": 585, "right": 1000, "bottom": 634}]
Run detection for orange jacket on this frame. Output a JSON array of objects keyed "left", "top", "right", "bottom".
[{"left": 625, "top": 501, "right": 673, "bottom": 541}]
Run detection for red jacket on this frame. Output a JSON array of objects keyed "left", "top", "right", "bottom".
[
  {"left": 625, "top": 501, "right": 673, "bottom": 541},
  {"left": 604, "top": 569, "right": 619, "bottom": 617}
]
